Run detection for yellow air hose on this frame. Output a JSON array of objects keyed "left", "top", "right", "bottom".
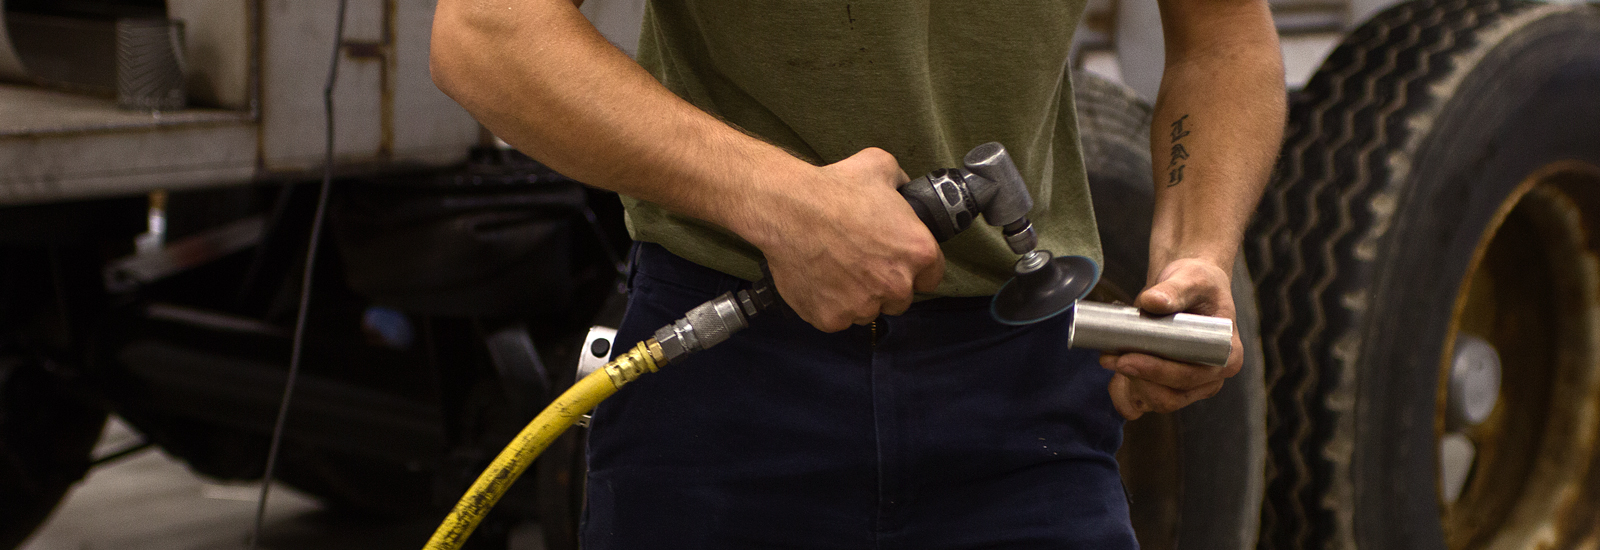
[
  {"left": 423, "top": 340, "right": 665, "bottom": 550},
  {"left": 425, "top": 286, "right": 765, "bottom": 549}
]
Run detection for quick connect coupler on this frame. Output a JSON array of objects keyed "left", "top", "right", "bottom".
[{"left": 581, "top": 278, "right": 782, "bottom": 385}]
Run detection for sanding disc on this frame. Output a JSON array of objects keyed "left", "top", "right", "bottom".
[{"left": 990, "top": 254, "right": 1100, "bottom": 325}]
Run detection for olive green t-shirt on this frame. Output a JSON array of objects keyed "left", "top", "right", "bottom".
[{"left": 624, "top": 1, "right": 1100, "bottom": 297}]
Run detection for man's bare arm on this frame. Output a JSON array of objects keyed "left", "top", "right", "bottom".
[
  {"left": 429, "top": 0, "right": 942, "bottom": 331},
  {"left": 1102, "top": 0, "right": 1285, "bottom": 419},
  {"left": 1146, "top": 0, "right": 1284, "bottom": 272}
]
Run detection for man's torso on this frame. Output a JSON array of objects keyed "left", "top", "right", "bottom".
[{"left": 624, "top": 1, "right": 1102, "bottom": 296}]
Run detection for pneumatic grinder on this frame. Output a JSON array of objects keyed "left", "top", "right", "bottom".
[{"left": 896, "top": 142, "right": 1101, "bottom": 326}]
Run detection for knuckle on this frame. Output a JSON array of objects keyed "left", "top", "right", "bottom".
[
  {"left": 1222, "top": 363, "right": 1243, "bottom": 378},
  {"left": 909, "top": 245, "right": 940, "bottom": 268},
  {"left": 1128, "top": 399, "right": 1147, "bottom": 415},
  {"left": 1155, "top": 393, "right": 1188, "bottom": 412},
  {"left": 812, "top": 309, "right": 852, "bottom": 333},
  {"left": 1109, "top": 355, "right": 1137, "bottom": 376},
  {"left": 861, "top": 296, "right": 889, "bottom": 316},
  {"left": 849, "top": 302, "right": 879, "bottom": 322},
  {"left": 1138, "top": 384, "right": 1179, "bottom": 410},
  {"left": 1193, "top": 362, "right": 1226, "bottom": 380},
  {"left": 881, "top": 298, "right": 910, "bottom": 316},
  {"left": 877, "top": 278, "right": 912, "bottom": 303},
  {"left": 1126, "top": 353, "right": 1161, "bottom": 373},
  {"left": 1172, "top": 368, "right": 1207, "bottom": 390},
  {"left": 858, "top": 147, "right": 896, "bottom": 170},
  {"left": 1204, "top": 382, "right": 1224, "bottom": 399}
]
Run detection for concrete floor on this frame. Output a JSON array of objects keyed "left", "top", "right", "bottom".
[{"left": 21, "top": 419, "right": 546, "bottom": 550}]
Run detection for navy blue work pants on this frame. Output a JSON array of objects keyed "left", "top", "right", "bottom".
[{"left": 583, "top": 243, "right": 1136, "bottom": 549}]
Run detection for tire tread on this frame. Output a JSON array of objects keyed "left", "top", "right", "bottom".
[{"left": 1244, "top": 0, "right": 1537, "bottom": 548}]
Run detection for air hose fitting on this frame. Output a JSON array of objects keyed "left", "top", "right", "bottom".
[
  {"left": 424, "top": 283, "right": 779, "bottom": 550},
  {"left": 605, "top": 340, "right": 664, "bottom": 386}
]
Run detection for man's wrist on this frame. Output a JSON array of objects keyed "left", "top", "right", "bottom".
[
  {"left": 1148, "top": 245, "right": 1237, "bottom": 282},
  {"left": 716, "top": 149, "right": 820, "bottom": 253}
]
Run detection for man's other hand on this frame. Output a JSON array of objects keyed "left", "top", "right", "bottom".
[
  {"left": 1099, "top": 258, "right": 1243, "bottom": 420},
  {"left": 753, "top": 148, "right": 944, "bottom": 333}
]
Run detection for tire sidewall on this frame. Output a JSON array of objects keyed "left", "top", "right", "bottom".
[{"left": 1352, "top": 9, "right": 1600, "bottom": 548}]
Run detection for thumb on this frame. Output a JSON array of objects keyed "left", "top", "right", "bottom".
[{"left": 1136, "top": 273, "right": 1202, "bottom": 315}]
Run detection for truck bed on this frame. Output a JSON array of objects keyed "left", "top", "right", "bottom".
[{"left": 0, "top": 83, "right": 255, "bottom": 206}]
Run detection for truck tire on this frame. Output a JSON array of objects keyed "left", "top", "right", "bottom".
[
  {"left": 1245, "top": 1, "right": 1600, "bottom": 548},
  {"left": 1076, "top": 70, "right": 1267, "bottom": 550}
]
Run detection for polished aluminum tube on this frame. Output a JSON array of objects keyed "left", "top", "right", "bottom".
[{"left": 1068, "top": 301, "right": 1233, "bottom": 367}]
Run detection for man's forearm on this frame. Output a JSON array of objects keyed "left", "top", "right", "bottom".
[
  {"left": 1145, "top": 0, "right": 1285, "bottom": 279},
  {"left": 429, "top": 0, "right": 806, "bottom": 245},
  {"left": 430, "top": 0, "right": 945, "bottom": 331}
]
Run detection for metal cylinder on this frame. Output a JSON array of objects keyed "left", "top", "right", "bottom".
[{"left": 1068, "top": 301, "right": 1233, "bottom": 367}]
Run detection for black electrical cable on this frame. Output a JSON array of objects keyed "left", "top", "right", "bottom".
[
  {"left": 248, "top": 0, "right": 348, "bottom": 547},
  {"left": 236, "top": 176, "right": 295, "bottom": 303}
]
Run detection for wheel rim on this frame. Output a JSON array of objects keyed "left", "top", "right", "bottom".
[{"left": 1440, "top": 161, "right": 1600, "bottom": 549}]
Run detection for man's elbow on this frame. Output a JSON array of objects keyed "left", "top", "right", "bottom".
[
  {"left": 1159, "top": 0, "right": 1278, "bottom": 55},
  {"left": 430, "top": 2, "right": 493, "bottom": 103},
  {"left": 429, "top": 40, "right": 463, "bottom": 100},
  {"left": 429, "top": 21, "right": 468, "bottom": 100},
  {"left": 1159, "top": 0, "right": 1272, "bottom": 20}
]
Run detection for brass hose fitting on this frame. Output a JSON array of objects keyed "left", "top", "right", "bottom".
[{"left": 604, "top": 340, "right": 665, "bottom": 388}]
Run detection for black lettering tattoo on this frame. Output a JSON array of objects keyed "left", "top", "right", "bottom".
[
  {"left": 1166, "top": 114, "right": 1191, "bottom": 188},
  {"left": 1169, "top": 114, "right": 1190, "bottom": 142}
]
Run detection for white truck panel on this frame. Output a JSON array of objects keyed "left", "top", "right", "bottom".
[
  {"left": 168, "top": 0, "right": 252, "bottom": 110},
  {"left": 392, "top": 0, "right": 481, "bottom": 167},
  {"left": 259, "top": 0, "right": 478, "bottom": 173},
  {"left": 0, "top": 0, "right": 480, "bottom": 206},
  {"left": 0, "top": 83, "right": 254, "bottom": 204}
]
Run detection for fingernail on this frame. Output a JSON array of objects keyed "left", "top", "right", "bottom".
[{"left": 1144, "top": 290, "right": 1168, "bottom": 307}]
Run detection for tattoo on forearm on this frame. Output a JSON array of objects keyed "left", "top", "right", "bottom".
[{"left": 1167, "top": 114, "right": 1191, "bottom": 188}]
